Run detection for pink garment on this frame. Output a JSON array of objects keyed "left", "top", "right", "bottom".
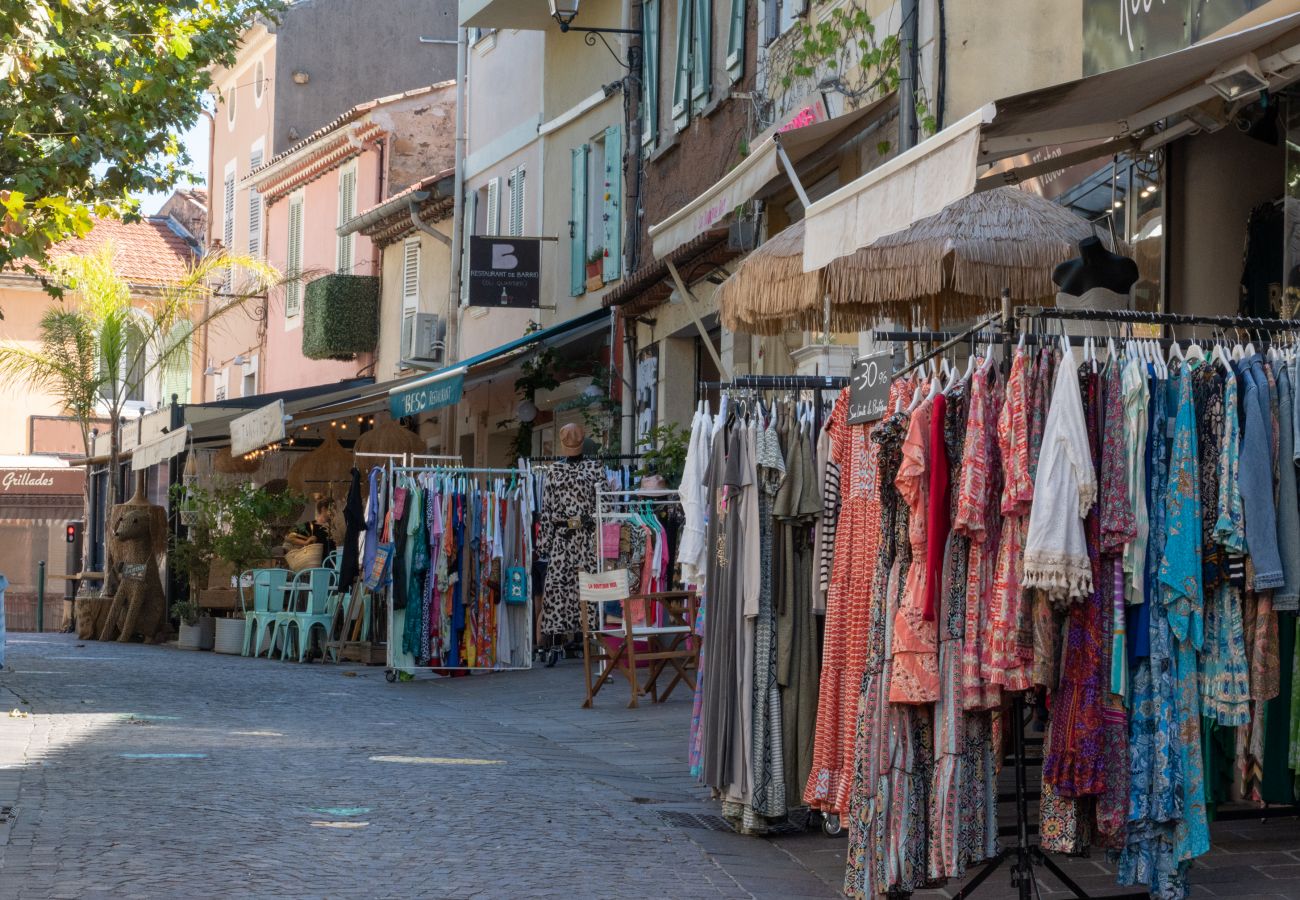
[
  {"left": 889, "top": 395, "right": 940, "bottom": 705},
  {"left": 923, "top": 391, "right": 950, "bottom": 621}
]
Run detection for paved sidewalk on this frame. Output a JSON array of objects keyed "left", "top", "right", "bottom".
[{"left": 3, "top": 634, "right": 1300, "bottom": 899}]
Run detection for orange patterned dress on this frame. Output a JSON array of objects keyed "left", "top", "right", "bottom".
[
  {"left": 890, "top": 394, "right": 940, "bottom": 704},
  {"left": 805, "top": 383, "right": 900, "bottom": 812}
]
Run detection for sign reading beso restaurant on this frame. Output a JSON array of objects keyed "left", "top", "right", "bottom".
[
  {"left": 0, "top": 468, "right": 85, "bottom": 496},
  {"left": 467, "top": 235, "right": 541, "bottom": 308}
]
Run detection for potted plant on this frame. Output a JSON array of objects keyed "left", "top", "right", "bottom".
[
  {"left": 171, "top": 599, "right": 214, "bottom": 651},
  {"left": 636, "top": 422, "right": 690, "bottom": 488},
  {"left": 586, "top": 247, "right": 605, "bottom": 292}
]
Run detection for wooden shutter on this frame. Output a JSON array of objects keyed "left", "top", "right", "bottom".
[
  {"left": 671, "top": 0, "right": 692, "bottom": 130},
  {"left": 690, "top": 0, "right": 712, "bottom": 113},
  {"left": 642, "top": 0, "right": 660, "bottom": 148},
  {"left": 337, "top": 166, "right": 356, "bottom": 273},
  {"left": 460, "top": 188, "right": 477, "bottom": 306},
  {"left": 402, "top": 237, "right": 421, "bottom": 316},
  {"left": 570, "top": 145, "right": 588, "bottom": 296},
  {"left": 508, "top": 167, "right": 525, "bottom": 236},
  {"left": 223, "top": 172, "right": 235, "bottom": 250},
  {"left": 762, "top": 0, "right": 778, "bottom": 46},
  {"left": 602, "top": 125, "right": 622, "bottom": 282},
  {"left": 726, "top": 0, "right": 745, "bottom": 82},
  {"left": 160, "top": 322, "right": 192, "bottom": 405},
  {"left": 247, "top": 149, "right": 263, "bottom": 257},
  {"left": 286, "top": 194, "right": 304, "bottom": 316},
  {"left": 486, "top": 177, "right": 501, "bottom": 235}
]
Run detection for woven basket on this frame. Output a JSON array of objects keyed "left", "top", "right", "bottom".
[{"left": 285, "top": 542, "right": 325, "bottom": 572}]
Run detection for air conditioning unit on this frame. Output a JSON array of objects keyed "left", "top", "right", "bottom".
[{"left": 402, "top": 312, "right": 445, "bottom": 366}]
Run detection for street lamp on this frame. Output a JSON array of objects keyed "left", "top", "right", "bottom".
[{"left": 547, "top": 0, "right": 640, "bottom": 36}]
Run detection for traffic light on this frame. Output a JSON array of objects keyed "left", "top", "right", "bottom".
[{"left": 66, "top": 523, "right": 76, "bottom": 543}]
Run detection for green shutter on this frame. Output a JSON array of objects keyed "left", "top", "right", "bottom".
[
  {"left": 642, "top": 0, "right": 660, "bottom": 149},
  {"left": 726, "top": 0, "right": 744, "bottom": 82},
  {"left": 570, "top": 145, "right": 589, "bottom": 296},
  {"left": 671, "top": 0, "right": 692, "bottom": 130},
  {"left": 602, "top": 125, "right": 622, "bottom": 282},
  {"left": 160, "top": 322, "right": 192, "bottom": 405},
  {"left": 690, "top": 0, "right": 711, "bottom": 113}
]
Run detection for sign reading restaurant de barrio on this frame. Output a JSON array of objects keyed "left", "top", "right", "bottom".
[{"left": 0, "top": 468, "right": 85, "bottom": 496}]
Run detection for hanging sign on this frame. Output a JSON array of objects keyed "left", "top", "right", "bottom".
[
  {"left": 0, "top": 468, "right": 84, "bottom": 496},
  {"left": 388, "top": 368, "right": 465, "bottom": 418},
  {"left": 132, "top": 426, "right": 190, "bottom": 471},
  {"left": 579, "top": 569, "right": 630, "bottom": 608},
  {"left": 467, "top": 236, "right": 541, "bottom": 308},
  {"left": 846, "top": 351, "right": 890, "bottom": 426},
  {"left": 230, "top": 399, "right": 287, "bottom": 457}
]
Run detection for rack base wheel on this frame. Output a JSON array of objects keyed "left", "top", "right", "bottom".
[
  {"left": 384, "top": 669, "right": 397, "bottom": 683},
  {"left": 822, "top": 813, "right": 842, "bottom": 837}
]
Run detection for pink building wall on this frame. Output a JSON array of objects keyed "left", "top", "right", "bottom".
[{"left": 259, "top": 147, "right": 381, "bottom": 393}]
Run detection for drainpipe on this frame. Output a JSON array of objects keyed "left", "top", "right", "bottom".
[
  {"left": 443, "top": 26, "right": 468, "bottom": 455},
  {"left": 899, "top": 0, "right": 919, "bottom": 151},
  {"left": 198, "top": 108, "right": 217, "bottom": 404}
]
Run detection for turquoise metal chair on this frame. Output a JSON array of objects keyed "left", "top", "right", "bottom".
[
  {"left": 274, "top": 550, "right": 342, "bottom": 661},
  {"left": 290, "top": 584, "right": 347, "bottom": 663},
  {"left": 240, "top": 568, "right": 288, "bottom": 657}
]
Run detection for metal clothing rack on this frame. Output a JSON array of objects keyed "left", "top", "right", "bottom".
[
  {"left": 699, "top": 374, "right": 849, "bottom": 391},
  {"left": 382, "top": 463, "right": 535, "bottom": 680},
  {"left": 595, "top": 487, "right": 684, "bottom": 576}
]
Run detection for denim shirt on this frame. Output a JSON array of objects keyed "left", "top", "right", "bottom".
[
  {"left": 1237, "top": 355, "right": 1285, "bottom": 590},
  {"left": 1275, "top": 364, "right": 1300, "bottom": 610}
]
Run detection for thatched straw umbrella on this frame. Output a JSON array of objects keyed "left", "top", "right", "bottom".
[
  {"left": 822, "top": 186, "right": 1115, "bottom": 329},
  {"left": 353, "top": 419, "right": 424, "bottom": 470},
  {"left": 287, "top": 431, "right": 353, "bottom": 499},
  {"left": 718, "top": 220, "right": 821, "bottom": 336}
]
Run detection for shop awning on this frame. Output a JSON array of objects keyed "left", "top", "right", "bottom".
[
  {"left": 602, "top": 227, "right": 743, "bottom": 318},
  {"left": 648, "top": 99, "right": 887, "bottom": 259},
  {"left": 388, "top": 308, "right": 609, "bottom": 417},
  {"left": 803, "top": 11, "right": 1300, "bottom": 272}
]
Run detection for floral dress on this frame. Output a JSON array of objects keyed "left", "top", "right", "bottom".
[
  {"left": 988, "top": 348, "right": 1033, "bottom": 692},
  {"left": 958, "top": 368, "right": 1003, "bottom": 712},
  {"left": 844, "top": 401, "right": 910, "bottom": 899},
  {"left": 890, "top": 395, "right": 940, "bottom": 704}
]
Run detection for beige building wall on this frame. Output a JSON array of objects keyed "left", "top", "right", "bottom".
[{"left": 376, "top": 222, "right": 455, "bottom": 379}]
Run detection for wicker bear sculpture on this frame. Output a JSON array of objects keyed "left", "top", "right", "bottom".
[{"left": 99, "top": 480, "right": 170, "bottom": 644}]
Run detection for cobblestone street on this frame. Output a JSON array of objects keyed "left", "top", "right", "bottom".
[{"left": 5, "top": 635, "right": 1300, "bottom": 900}]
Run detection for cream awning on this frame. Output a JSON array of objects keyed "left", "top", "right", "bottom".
[
  {"left": 648, "top": 99, "right": 886, "bottom": 259},
  {"left": 803, "top": 11, "right": 1300, "bottom": 273}
]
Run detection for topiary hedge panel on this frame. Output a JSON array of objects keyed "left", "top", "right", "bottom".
[{"left": 302, "top": 274, "right": 380, "bottom": 361}]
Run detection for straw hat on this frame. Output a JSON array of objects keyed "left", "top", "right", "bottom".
[{"left": 559, "top": 423, "right": 586, "bottom": 457}]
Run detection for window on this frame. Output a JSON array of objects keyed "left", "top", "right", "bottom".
[
  {"left": 586, "top": 136, "right": 606, "bottom": 256},
  {"left": 486, "top": 177, "right": 501, "bottom": 235},
  {"left": 214, "top": 369, "right": 228, "bottom": 402},
  {"left": 642, "top": 0, "right": 660, "bottom": 148},
  {"left": 402, "top": 237, "right": 421, "bottom": 319},
  {"left": 248, "top": 147, "right": 263, "bottom": 258},
  {"left": 569, "top": 145, "right": 588, "bottom": 296},
  {"left": 254, "top": 59, "right": 266, "bottom": 105},
  {"left": 726, "top": 0, "right": 745, "bottom": 82},
  {"left": 285, "top": 192, "right": 304, "bottom": 316},
  {"left": 764, "top": 0, "right": 803, "bottom": 45},
  {"left": 690, "top": 0, "right": 712, "bottom": 114},
  {"left": 226, "top": 81, "right": 236, "bottom": 127},
  {"left": 159, "top": 322, "right": 192, "bottom": 405},
  {"left": 241, "top": 354, "right": 258, "bottom": 397},
  {"left": 337, "top": 164, "right": 357, "bottom": 273},
  {"left": 671, "top": 1, "right": 692, "bottom": 130},
  {"left": 507, "top": 166, "right": 525, "bottom": 236}
]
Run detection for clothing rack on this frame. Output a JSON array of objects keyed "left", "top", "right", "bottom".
[
  {"left": 529, "top": 452, "right": 645, "bottom": 463},
  {"left": 1015, "top": 304, "right": 1300, "bottom": 333},
  {"left": 699, "top": 374, "right": 849, "bottom": 390},
  {"left": 382, "top": 463, "right": 535, "bottom": 679},
  {"left": 595, "top": 488, "right": 683, "bottom": 576}
]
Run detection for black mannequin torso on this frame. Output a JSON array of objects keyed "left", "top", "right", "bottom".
[{"left": 1052, "top": 236, "right": 1139, "bottom": 297}]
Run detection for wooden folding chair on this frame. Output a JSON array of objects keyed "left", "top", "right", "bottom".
[{"left": 580, "top": 589, "right": 699, "bottom": 709}]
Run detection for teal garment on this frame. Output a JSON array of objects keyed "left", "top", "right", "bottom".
[
  {"left": 1276, "top": 365, "right": 1300, "bottom": 611},
  {"left": 1160, "top": 369, "right": 1209, "bottom": 865},
  {"left": 401, "top": 484, "right": 427, "bottom": 659}
]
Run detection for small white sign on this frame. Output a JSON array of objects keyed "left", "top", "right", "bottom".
[
  {"left": 230, "top": 400, "right": 287, "bottom": 457},
  {"left": 132, "top": 426, "right": 190, "bottom": 471}
]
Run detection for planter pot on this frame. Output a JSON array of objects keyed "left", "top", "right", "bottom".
[
  {"left": 213, "top": 618, "right": 246, "bottom": 655},
  {"left": 586, "top": 273, "right": 605, "bottom": 292},
  {"left": 177, "top": 616, "right": 215, "bottom": 651}
]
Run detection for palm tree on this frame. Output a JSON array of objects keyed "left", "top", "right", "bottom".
[{"left": 0, "top": 242, "right": 282, "bottom": 602}]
